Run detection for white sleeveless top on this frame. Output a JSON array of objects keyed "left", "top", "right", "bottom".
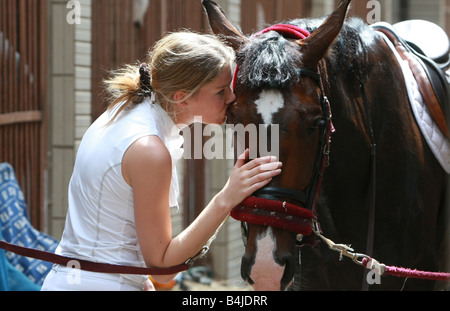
[{"left": 54, "top": 98, "right": 183, "bottom": 289}]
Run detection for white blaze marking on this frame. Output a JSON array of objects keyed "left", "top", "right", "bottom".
[
  {"left": 250, "top": 227, "right": 286, "bottom": 291},
  {"left": 255, "top": 90, "right": 284, "bottom": 125}
]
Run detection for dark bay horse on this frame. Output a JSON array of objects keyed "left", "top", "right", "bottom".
[{"left": 203, "top": 0, "right": 449, "bottom": 290}]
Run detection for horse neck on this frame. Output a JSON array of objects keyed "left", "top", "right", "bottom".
[
  {"left": 318, "top": 21, "right": 429, "bottom": 238},
  {"left": 317, "top": 23, "right": 388, "bottom": 240},
  {"left": 322, "top": 21, "right": 413, "bottom": 142}
]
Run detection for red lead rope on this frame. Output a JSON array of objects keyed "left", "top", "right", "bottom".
[{"left": 362, "top": 257, "right": 450, "bottom": 282}]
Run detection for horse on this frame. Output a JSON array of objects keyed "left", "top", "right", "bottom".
[{"left": 202, "top": 0, "right": 449, "bottom": 290}]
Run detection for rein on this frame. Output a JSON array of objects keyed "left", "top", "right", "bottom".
[
  {"left": 230, "top": 24, "right": 334, "bottom": 240},
  {"left": 0, "top": 240, "right": 192, "bottom": 276}
]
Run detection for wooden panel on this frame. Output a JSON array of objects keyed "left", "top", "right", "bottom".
[
  {"left": 241, "top": 0, "right": 311, "bottom": 34},
  {"left": 92, "top": 0, "right": 207, "bottom": 120},
  {"left": 346, "top": 0, "right": 372, "bottom": 20},
  {"left": 275, "top": 0, "right": 308, "bottom": 22},
  {"left": 134, "top": 0, "right": 207, "bottom": 69},
  {"left": 0, "top": 111, "right": 42, "bottom": 126},
  {"left": 447, "top": 0, "right": 450, "bottom": 36},
  {"left": 0, "top": 0, "right": 47, "bottom": 228},
  {"left": 91, "top": 0, "right": 135, "bottom": 120}
]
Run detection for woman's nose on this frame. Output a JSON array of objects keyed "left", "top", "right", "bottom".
[{"left": 227, "top": 88, "right": 236, "bottom": 104}]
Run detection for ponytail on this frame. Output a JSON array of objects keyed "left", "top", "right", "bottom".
[
  {"left": 103, "top": 63, "right": 152, "bottom": 124},
  {"left": 138, "top": 63, "right": 153, "bottom": 96}
]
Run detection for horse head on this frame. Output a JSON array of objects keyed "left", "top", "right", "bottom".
[{"left": 203, "top": 0, "right": 351, "bottom": 290}]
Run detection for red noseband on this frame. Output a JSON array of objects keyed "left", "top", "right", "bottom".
[{"left": 231, "top": 197, "right": 315, "bottom": 235}]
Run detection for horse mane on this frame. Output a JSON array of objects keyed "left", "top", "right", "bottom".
[
  {"left": 322, "top": 17, "right": 373, "bottom": 84},
  {"left": 236, "top": 17, "right": 372, "bottom": 90}
]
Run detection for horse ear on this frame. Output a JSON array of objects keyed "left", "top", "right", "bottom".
[
  {"left": 296, "top": 0, "right": 352, "bottom": 69},
  {"left": 202, "top": 0, "right": 247, "bottom": 51}
]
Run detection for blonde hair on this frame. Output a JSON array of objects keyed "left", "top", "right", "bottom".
[{"left": 104, "top": 31, "right": 235, "bottom": 122}]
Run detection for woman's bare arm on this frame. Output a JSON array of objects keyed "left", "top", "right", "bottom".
[{"left": 123, "top": 135, "right": 281, "bottom": 283}]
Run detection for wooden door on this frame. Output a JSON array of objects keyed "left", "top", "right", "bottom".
[{"left": 0, "top": 0, "right": 48, "bottom": 229}]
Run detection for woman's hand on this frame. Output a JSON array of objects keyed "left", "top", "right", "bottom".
[{"left": 218, "top": 149, "right": 282, "bottom": 211}]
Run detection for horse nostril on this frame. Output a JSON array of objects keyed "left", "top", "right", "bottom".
[
  {"left": 241, "top": 253, "right": 255, "bottom": 285},
  {"left": 279, "top": 254, "right": 295, "bottom": 290}
]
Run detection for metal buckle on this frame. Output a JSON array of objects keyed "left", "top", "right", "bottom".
[
  {"left": 185, "top": 246, "right": 210, "bottom": 266},
  {"left": 312, "top": 219, "right": 322, "bottom": 235},
  {"left": 315, "top": 231, "right": 388, "bottom": 276}
]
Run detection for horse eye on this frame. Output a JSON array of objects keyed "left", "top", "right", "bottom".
[
  {"left": 307, "top": 118, "right": 324, "bottom": 134},
  {"left": 280, "top": 125, "right": 290, "bottom": 135},
  {"left": 318, "top": 119, "right": 326, "bottom": 128}
]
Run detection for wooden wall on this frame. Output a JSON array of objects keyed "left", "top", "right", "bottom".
[
  {"left": 240, "top": 0, "right": 311, "bottom": 34},
  {"left": 447, "top": 0, "right": 450, "bottom": 35},
  {"left": 0, "top": 0, "right": 48, "bottom": 228},
  {"left": 91, "top": 0, "right": 208, "bottom": 120}
]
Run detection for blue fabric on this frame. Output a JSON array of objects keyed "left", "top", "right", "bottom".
[
  {"left": 0, "top": 237, "right": 40, "bottom": 291},
  {"left": 0, "top": 246, "right": 8, "bottom": 290},
  {"left": 0, "top": 163, "right": 59, "bottom": 288}
]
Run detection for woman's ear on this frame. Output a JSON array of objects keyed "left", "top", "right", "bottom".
[{"left": 173, "top": 91, "right": 189, "bottom": 107}]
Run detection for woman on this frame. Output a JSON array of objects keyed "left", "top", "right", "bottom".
[{"left": 41, "top": 31, "right": 282, "bottom": 291}]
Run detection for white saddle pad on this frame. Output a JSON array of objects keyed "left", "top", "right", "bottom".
[{"left": 379, "top": 32, "right": 450, "bottom": 173}]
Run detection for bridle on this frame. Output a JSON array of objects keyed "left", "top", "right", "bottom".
[
  {"left": 228, "top": 23, "right": 450, "bottom": 289},
  {"left": 230, "top": 24, "right": 335, "bottom": 243}
]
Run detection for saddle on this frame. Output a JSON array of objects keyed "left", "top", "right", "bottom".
[
  {"left": 372, "top": 21, "right": 450, "bottom": 139},
  {"left": 394, "top": 20, "right": 450, "bottom": 71}
]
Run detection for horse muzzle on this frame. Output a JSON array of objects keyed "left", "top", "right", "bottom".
[{"left": 240, "top": 226, "right": 297, "bottom": 291}]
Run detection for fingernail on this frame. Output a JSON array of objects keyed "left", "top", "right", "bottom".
[{"left": 260, "top": 162, "right": 277, "bottom": 170}]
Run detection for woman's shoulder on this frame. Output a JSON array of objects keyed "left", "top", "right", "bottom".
[
  {"left": 128, "top": 135, "right": 171, "bottom": 164},
  {"left": 122, "top": 135, "right": 172, "bottom": 186},
  {"left": 125, "top": 134, "right": 171, "bottom": 168}
]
